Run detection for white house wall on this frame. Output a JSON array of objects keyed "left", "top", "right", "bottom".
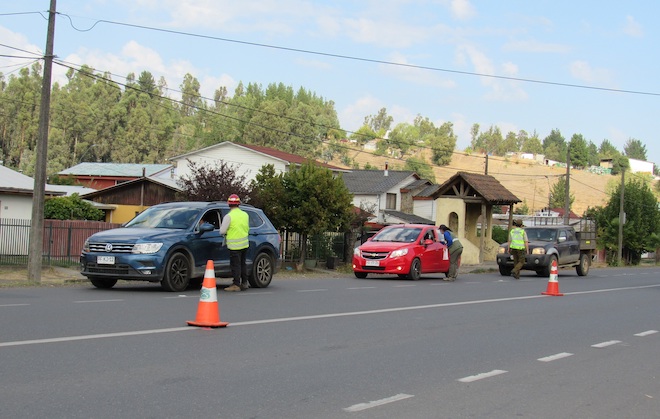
[
  {"left": 0, "top": 195, "right": 33, "bottom": 219},
  {"left": 172, "top": 144, "right": 288, "bottom": 183},
  {"left": 414, "top": 200, "right": 436, "bottom": 222}
]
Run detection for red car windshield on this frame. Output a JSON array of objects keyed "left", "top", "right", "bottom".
[{"left": 371, "top": 227, "right": 422, "bottom": 243}]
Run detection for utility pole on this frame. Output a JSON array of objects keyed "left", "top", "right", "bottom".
[
  {"left": 27, "top": 0, "right": 57, "bottom": 283},
  {"left": 484, "top": 154, "right": 489, "bottom": 175},
  {"left": 618, "top": 169, "right": 625, "bottom": 265},
  {"left": 563, "top": 148, "right": 571, "bottom": 225}
]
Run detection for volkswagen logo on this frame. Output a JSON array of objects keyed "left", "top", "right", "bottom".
[{"left": 105, "top": 243, "right": 113, "bottom": 252}]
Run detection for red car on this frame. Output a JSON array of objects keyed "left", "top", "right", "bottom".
[{"left": 352, "top": 224, "right": 451, "bottom": 280}]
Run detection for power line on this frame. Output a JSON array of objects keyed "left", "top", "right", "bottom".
[{"left": 54, "top": 12, "right": 660, "bottom": 98}]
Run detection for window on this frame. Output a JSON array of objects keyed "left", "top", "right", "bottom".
[{"left": 386, "top": 193, "right": 396, "bottom": 210}]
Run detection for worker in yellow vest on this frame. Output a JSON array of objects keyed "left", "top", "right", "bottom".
[
  {"left": 220, "top": 194, "right": 250, "bottom": 291},
  {"left": 509, "top": 219, "right": 529, "bottom": 279}
]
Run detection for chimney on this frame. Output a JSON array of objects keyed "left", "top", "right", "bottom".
[{"left": 384, "top": 162, "right": 389, "bottom": 177}]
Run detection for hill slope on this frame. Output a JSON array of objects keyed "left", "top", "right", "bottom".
[{"left": 336, "top": 149, "right": 617, "bottom": 216}]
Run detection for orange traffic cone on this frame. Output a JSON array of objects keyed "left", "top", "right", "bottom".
[
  {"left": 187, "top": 260, "right": 229, "bottom": 327},
  {"left": 542, "top": 258, "right": 563, "bottom": 296}
]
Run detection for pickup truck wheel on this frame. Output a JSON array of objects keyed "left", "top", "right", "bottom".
[
  {"left": 576, "top": 253, "right": 590, "bottom": 276},
  {"left": 248, "top": 252, "right": 273, "bottom": 288},
  {"left": 540, "top": 255, "right": 556, "bottom": 277},
  {"left": 408, "top": 258, "right": 422, "bottom": 280},
  {"left": 499, "top": 265, "right": 512, "bottom": 276},
  {"left": 89, "top": 277, "right": 117, "bottom": 289},
  {"left": 161, "top": 253, "right": 191, "bottom": 292}
]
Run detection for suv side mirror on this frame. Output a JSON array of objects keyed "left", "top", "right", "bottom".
[{"left": 199, "top": 222, "right": 214, "bottom": 233}]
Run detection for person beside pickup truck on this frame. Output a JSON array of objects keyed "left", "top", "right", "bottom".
[{"left": 509, "top": 219, "right": 529, "bottom": 279}]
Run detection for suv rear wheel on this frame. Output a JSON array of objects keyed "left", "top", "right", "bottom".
[
  {"left": 161, "top": 252, "right": 191, "bottom": 292},
  {"left": 248, "top": 252, "right": 273, "bottom": 288}
]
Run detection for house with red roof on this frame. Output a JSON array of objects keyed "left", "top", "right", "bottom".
[{"left": 168, "top": 141, "right": 349, "bottom": 183}]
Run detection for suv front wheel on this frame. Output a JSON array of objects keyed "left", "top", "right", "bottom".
[
  {"left": 161, "top": 252, "right": 191, "bottom": 292},
  {"left": 248, "top": 252, "right": 273, "bottom": 288}
]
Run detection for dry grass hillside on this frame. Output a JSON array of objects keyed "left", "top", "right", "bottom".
[{"left": 333, "top": 148, "right": 622, "bottom": 216}]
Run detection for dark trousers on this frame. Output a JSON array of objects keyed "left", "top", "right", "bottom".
[
  {"left": 230, "top": 248, "right": 248, "bottom": 286},
  {"left": 511, "top": 248, "right": 526, "bottom": 278}
]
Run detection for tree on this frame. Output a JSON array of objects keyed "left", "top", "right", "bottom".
[
  {"left": 520, "top": 131, "right": 543, "bottom": 154},
  {"left": 364, "top": 107, "right": 393, "bottom": 135},
  {"left": 623, "top": 138, "right": 648, "bottom": 161},
  {"left": 598, "top": 139, "right": 619, "bottom": 158},
  {"left": 568, "top": 133, "right": 589, "bottom": 169},
  {"left": 610, "top": 153, "right": 629, "bottom": 176},
  {"left": 177, "top": 160, "right": 252, "bottom": 202},
  {"left": 249, "top": 164, "right": 286, "bottom": 229},
  {"left": 44, "top": 194, "right": 104, "bottom": 220},
  {"left": 590, "top": 178, "right": 660, "bottom": 265},
  {"left": 404, "top": 156, "right": 435, "bottom": 182},
  {"left": 280, "top": 162, "right": 353, "bottom": 268},
  {"left": 542, "top": 129, "right": 566, "bottom": 162},
  {"left": 549, "top": 176, "right": 574, "bottom": 209}
]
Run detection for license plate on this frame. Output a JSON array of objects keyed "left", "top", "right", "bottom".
[
  {"left": 97, "top": 256, "right": 115, "bottom": 265},
  {"left": 366, "top": 260, "right": 380, "bottom": 267}
]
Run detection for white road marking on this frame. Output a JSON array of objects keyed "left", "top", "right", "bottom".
[
  {"left": 74, "top": 299, "right": 124, "bottom": 303},
  {"left": 343, "top": 393, "right": 414, "bottom": 412},
  {"left": 0, "top": 303, "right": 30, "bottom": 307},
  {"left": 538, "top": 352, "right": 573, "bottom": 362},
  {"left": 296, "top": 289, "right": 328, "bottom": 293},
  {"left": 591, "top": 340, "right": 622, "bottom": 348},
  {"left": 0, "top": 327, "right": 193, "bottom": 347},
  {"left": 163, "top": 295, "right": 190, "bottom": 299},
  {"left": 458, "top": 370, "right": 507, "bottom": 383},
  {"left": 347, "top": 286, "right": 376, "bottom": 290},
  {"left": 393, "top": 284, "right": 416, "bottom": 287},
  {"left": 3, "top": 283, "right": 660, "bottom": 348},
  {"left": 634, "top": 330, "right": 658, "bottom": 337}
]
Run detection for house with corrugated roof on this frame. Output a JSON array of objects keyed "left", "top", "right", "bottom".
[
  {"left": 0, "top": 164, "right": 65, "bottom": 219},
  {"left": 80, "top": 176, "right": 181, "bottom": 223},
  {"left": 340, "top": 168, "right": 435, "bottom": 225},
  {"left": 168, "top": 141, "right": 350, "bottom": 184},
  {"left": 58, "top": 162, "right": 173, "bottom": 189}
]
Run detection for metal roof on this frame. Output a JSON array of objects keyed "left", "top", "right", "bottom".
[
  {"left": 58, "top": 163, "right": 172, "bottom": 178},
  {"left": 341, "top": 170, "right": 419, "bottom": 194}
]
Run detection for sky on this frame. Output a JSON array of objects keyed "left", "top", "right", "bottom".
[{"left": 1, "top": 1, "right": 658, "bottom": 166}]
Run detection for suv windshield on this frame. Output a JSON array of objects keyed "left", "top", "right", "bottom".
[{"left": 124, "top": 207, "right": 200, "bottom": 229}]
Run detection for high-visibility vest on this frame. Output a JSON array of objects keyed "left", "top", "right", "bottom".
[
  {"left": 226, "top": 208, "right": 249, "bottom": 250},
  {"left": 510, "top": 227, "right": 525, "bottom": 250}
]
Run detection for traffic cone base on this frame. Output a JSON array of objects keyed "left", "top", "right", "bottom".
[
  {"left": 542, "top": 259, "right": 563, "bottom": 296},
  {"left": 187, "top": 260, "right": 229, "bottom": 327}
]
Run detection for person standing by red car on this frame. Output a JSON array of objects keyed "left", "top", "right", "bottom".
[{"left": 439, "top": 225, "right": 462, "bottom": 281}]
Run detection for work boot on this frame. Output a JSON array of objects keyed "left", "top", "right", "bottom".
[
  {"left": 240, "top": 282, "right": 249, "bottom": 291},
  {"left": 225, "top": 284, "right": 241, "bottom": 292}
]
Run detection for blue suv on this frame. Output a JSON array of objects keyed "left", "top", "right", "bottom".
[{"left": 80, "top": 201, "right": 281, "bottom": 291}]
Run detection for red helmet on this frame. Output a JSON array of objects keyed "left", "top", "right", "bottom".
[{"left": 227, "top": 194, "right": 241, "bottom": 205}]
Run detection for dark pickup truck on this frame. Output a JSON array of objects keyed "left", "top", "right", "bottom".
[{"left": 496, "top": 218, "right": 596, "bottom": 277}]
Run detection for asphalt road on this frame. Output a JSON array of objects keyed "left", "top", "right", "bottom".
[{"left": 1, "top": 267, "right": 659, "bottom": 418}]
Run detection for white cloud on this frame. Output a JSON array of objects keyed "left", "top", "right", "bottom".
[
  {"left": 340, "top": 95, "right": 383, "bottom": 132},
  {"left": 503, "top": 40, "right": 570, "bottom": 53},
  {"left": 569, "top": 60, "right": 613, "bottom": 85},
  {"left": 622, "top": 15, "right": 643, "bottom": 38},
  {"left": 379, "top": 52, "right": 456, "bottom": 89},
  {"left": 456, "top": 44, "right": 527, "bottom": 102},
  {"left": 449, "top": 0, "right": 476, "bottom": 20}
]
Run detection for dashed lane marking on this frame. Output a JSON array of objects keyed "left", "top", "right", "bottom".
[
  {"left": 0, "top": 303, "right": 30, "bottom": 307},
  {"left": 635, "top": 330, "right": 658, "bottom": 337},
  {"left": 74, "top": 299, "right": 124, "bottom": 303},
  {"left": 458, "top": 370, "right": 507, "bottom": 383},
  {"left": 591, "top": 340, "right": 622, "bottom": 348},
  {"left": 538, "top": 352, "right": 573, "bottom": 362},
  {"left": 296, "top": 289, "right": 328, "bottom": 293},
  {"left": 343, "top": 393, "right": 414, "bottom": 412}
]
